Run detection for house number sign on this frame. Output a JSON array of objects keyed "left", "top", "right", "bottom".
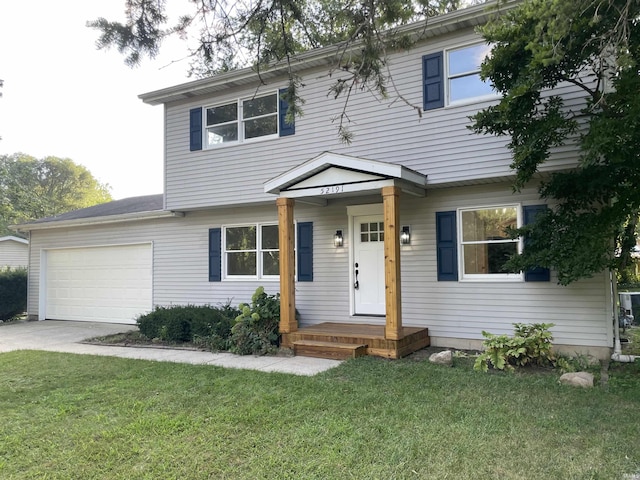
[{"left": 319, "top": 185, "right": 344, "bottom": 195}]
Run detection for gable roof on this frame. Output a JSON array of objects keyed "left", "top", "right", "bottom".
[
  {"left": 139, "top": 1, "right": 516, "bottom": 106},
  {"left": 14, "top": 194, "right": 184, "bottom": 231},
  {"left": 0, "top": 236, "right": 28, "bottom": 245},
  {"left": 265, "top": 152, "right": 427, "bottom": 202}
]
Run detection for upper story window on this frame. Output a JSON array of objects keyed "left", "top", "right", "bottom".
[
  {"left": 205, "top": 92, "right": 279, "bottom": 148},
  {"left": 190, "top": 88, "right": 294, "bottom": 152},
  {"left": 447, "top": 43, "right": 494, "bottom": 104},
  {"left": 224, "top": 223, "right": 280, "bottom": 279},
  {"left": 459, "top": 205, "right": 522, "bottom": 281},
  {"left": 423, "top": 42, "right": 495, "bottom": 111}
]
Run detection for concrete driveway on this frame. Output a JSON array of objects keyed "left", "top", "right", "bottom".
[{"left": 0, "top": 320, "right": 341, "bottom": 376}]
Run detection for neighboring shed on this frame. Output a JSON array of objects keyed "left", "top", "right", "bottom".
[{"left": 0, "top": 236, "right": 28, "bottom": 269}]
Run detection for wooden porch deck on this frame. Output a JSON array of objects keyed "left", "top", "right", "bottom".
[{"left": 282, "top": 322, "right": 430, "bottom": 360}]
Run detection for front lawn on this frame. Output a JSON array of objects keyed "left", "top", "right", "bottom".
[{"left": 1, "top": 351, "right": 639, "bottom": 479}]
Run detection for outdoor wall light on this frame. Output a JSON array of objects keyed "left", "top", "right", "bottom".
[
  {"left": 334, "top": 230, "right": 344, "bottom": 247},
  {"left": 400, "top": 225, "right": 411, "bottom": 245}
]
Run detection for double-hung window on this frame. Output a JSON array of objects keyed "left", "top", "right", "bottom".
[
  {"left": 205, "top": 92, "right": 279, "bottom": 148},
  {"left": 224, "top": 224, "right": 280, "bottom": 279},
  {"left": 447, "top": 43, "right": 494, "bottom": 104},
  {"left": 459, "top": 205, "right": 522, "bottom": 280}
]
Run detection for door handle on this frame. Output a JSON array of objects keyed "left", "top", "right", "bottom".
[{"left": 354, "top": 262, "right": 359, "bottom": 290}]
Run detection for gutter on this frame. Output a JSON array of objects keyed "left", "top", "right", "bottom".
[
  {"left": 139, "top": 0, "right": 520, "bottom": 106},
  {"left": 12, "top": 210, "right": 185, "bottom": 233}
]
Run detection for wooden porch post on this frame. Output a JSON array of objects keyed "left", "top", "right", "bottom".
[
  {"left": 382, "top": 186, "right": 402, "bottom": 340},
  {"left": 277, "top": 197, "right": 297, "bottom": 333}
]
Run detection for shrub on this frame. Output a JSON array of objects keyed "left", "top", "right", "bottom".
[
  {"left": 474, "top": 323, "right": 555, "bottom": 372},
  {"left": 0, "top": 267, "right": 28, "bottom": 321},
  {"left": 137, "top": 304, "right": 240, "bottom": 344},
  {"left": 229, "top": 287, "right": 281, "bottom": 355}
]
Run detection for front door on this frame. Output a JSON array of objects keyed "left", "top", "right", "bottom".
[{"left": 353, "top": 214, "right": 386, "bottom": 315}]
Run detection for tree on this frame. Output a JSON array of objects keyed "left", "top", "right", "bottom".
[
  {"left": 0, "top": 153, "right": 113, "bottom": 236},
  {"left": 470, "top": 0, "right": 640, "bottom": 285},
  {"left": 88, "top": 0, "right": 481, "bottom": 141}
]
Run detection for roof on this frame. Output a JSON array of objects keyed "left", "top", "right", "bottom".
[
  {"left": 0, "top": 235, "right": 28, "bottom": 245},
  {"left": 27, "top": 194, "right": 164, "bottom": 224},
  {"left": 13, "top": 194, "right": 184, "bottom": 231},
  {"left": 139, "top": 0, "right": 516, "bottom": 106},
  {"left": 264, "top": 152, "right": 427, "bottom": 202}
]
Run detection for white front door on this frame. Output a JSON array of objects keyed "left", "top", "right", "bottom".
[{"left": 353, "top": 214, "right": 386, "bottom": 315}]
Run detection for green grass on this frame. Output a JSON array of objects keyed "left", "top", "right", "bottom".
[
  {"left": 621, "top": 325, "right": 640, "bottom": 355},
  {"left": 1, "top": 351, "right": 639, "bottom": 479}
]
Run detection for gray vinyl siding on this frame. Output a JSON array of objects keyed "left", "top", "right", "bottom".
[
  {"left": 27, "top": 183, "right": 611, "bottom": 349},
  {"left": 162, "top": 29, "right": 585, "bottom": 211},
  {"left": 0, "top": 241, "right": 28, "bottom": 268}
]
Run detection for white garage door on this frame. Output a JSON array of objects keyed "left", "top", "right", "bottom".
[{"left": 45, "top": 244, "right": 152, "bottom": 324}]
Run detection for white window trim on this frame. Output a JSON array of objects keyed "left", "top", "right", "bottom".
[
  {"left": 204, "top": 91, "right": 279, "bottom": 149},
  {"left": 458, "top": 204, "right": 524, "bottom": 282},
  {"left": 222, "top": 222, "right": 296, "bottom": 281},
  {"left": 445, "top": 41, "right": 498, "bottom": 107}
]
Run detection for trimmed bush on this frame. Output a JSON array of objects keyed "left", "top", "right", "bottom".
[
  {"left": 0, "top": 267, "right": 28, "bottom": 321},
  {"left": 137, "top": 304, "right": 240, "bottom": 344}
]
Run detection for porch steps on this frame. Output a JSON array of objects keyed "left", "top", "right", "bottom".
[{"left": 293, "top": 340, "right": 368, "bottom": 360}]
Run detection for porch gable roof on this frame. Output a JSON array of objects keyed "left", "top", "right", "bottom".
[{"left": 264, "top": 152, "right": 427, "bottom": 201}]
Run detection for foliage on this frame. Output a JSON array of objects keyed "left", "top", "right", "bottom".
[
  {"left": 471, "top": 0, "right": 640, "bottom": 285},
  {"left": 2, "top": 351, "right": 640, "bottom": 478},
  {"left": 0, "top": 153, "right": 112, "bottom": 235},
  {"left": 137, "top": 304, "right": 240, "bottom": 345},
  {"left": 229, "top": 286, "right": 281, "bottom": 355},
  {"left": 89, "top": 0, "right": 484, "bottom": 142},
  {"left": 0, "top": 267, "right": 27, "bottom": 321},
  {"left": 474, "top": 322, "right": 555, "bottom": 372}
]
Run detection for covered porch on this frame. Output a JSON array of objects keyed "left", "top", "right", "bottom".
[{"left": 265, "top": 152, "right": 431, "bottom": 360}]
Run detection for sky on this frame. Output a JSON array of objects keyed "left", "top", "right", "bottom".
[{"left": 0, "top": 1, "right": 193, "bottom": 200}]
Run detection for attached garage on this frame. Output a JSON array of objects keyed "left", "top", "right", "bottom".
[{"left": 42, "top": 243, "right": 152, "bottom": 324}]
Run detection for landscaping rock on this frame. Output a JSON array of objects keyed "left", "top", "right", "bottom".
[
  {"left": 429, "top": 350, "right": 453, "bottom": 366},
  {"left": 559, "top": 372, "right": 594, "bottom": 388}
]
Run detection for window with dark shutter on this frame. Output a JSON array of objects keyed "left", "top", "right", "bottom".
[
  {"left": 436, "top": 211, "right": 458, "bottom": 281},
  {"left": 208, "top": 228, "right": 221, "bottom": 282},
  {"left": 523, "top": 205, "right": 550, "bottom": 282},
  {"left": 279, "top": 88, "right": 295, "bottom": 137},
  {"left": 296, "top": 222, "right": 313, "bottom": 281},
  {"left": 423, "top": 52, "right": 444, "bottom": 111},
  {"left": 190, "top": 107, "right": 203, "bottom": 151}
]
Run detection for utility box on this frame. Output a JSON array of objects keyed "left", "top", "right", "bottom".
[{"left": 619, "top": 292, "right": 640, "bottom": 320}]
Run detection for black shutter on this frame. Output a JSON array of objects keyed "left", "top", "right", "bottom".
[
  {"left": 190, "top": 107, "right": 203, "bottom": 151},
  {"left": 436, "top": 211, "right": 458, "bottom": 281},
  {"left": 423, "top": 52, "right": 445, "bottom": 111},
  {"left": 209, "top": 228, "right": 221, "bottom": 282},
  {"left": 296, "top": 222, "right": 313, "bottom": 281},
  {"left": 279, "top": 88, "right": 295, "bottom": 137},
  {"left": 523, "top": 205, "right": 550, "bottom": 282}
]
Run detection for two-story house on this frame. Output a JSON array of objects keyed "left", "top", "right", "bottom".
[{"left": 17, "top": 3, "right": 614, "bottom": 359}]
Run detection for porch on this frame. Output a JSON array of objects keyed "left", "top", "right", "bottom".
[
  {"left": 282, "top": 322, "right": 431, "bottom": 360},
  {"left": 267, "top": 153, "right": 430, "bottom": 361}
]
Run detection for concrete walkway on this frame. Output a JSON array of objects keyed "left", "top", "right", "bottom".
[{"left": 0, "top": 320, "right": 342, "bottom": 376}]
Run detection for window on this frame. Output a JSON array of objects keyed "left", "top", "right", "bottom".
[
  {"left": 459, "top": 206, "right": 522, "bottom": 280},
  {"left": 224, "top": 224, "right": 280, "bottom": 279},
  {"left": 447, "top": 43, "right": 494, "bottom": 104},
  {"left": 205, "top": 92, "right": 278, "bottom": 148}
]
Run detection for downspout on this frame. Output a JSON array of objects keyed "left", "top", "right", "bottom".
[{"left": 610, "top": 271, "right": 639, "bottom": 363}]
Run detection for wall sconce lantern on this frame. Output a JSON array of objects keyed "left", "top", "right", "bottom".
[
  {"left": 334, "top": 230, "right": 344, "bottom": 247},
  {"left": 400, "top": 225, "right": 411, "bottom": 245}
]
